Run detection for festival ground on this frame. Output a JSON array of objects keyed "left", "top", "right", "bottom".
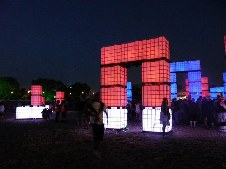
[{"left": 0, "top": 111, "right": 226, "bottom": 169}]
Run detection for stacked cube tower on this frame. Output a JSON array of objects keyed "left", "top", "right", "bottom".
[{"left": 101, "top": 36, "right": 171, "bottom": 131}]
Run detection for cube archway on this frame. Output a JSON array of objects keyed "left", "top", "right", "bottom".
[{"left": 101, "top": 36, "right": 172, "bottom": 131}]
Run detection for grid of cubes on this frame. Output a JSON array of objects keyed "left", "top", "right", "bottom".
[
  {"left": 127, "top": 82, "right": 132, "bottom": 101},
  {"left": 188, "top": 71, "right": 201, "bottom": 82},
  {"left": 224, "top": 35, "right": 226, "bottom": 54},
  {"left": 142, "top": 60, "right": 170, "bottom": 83},
  {"left": 31, "top": 85, "right": 44, "bottom": 106},
  {"left": 101, "top": 66, "right": 127, "bottom": 86},
  {"left": 101, "top": 87, "right": 127, "bottom": 107},
  {"left": 223, "top": 72, "right": 226, "bottom": 83},
  {"left": 170, "top": 73, "right": 176, "bottom": 83},
  {"left": 31, "top": 85, "right": 42, "bottom": 95},
  {"left": 224, "top": 83, "right": 226, "bottom": 97},
  {"left": 142, "top": 85, "right": 170, "bottom": 107},
  {"left": 170, "top": 60, "right": 201, "bottom": 73},
  {"left": 201, "top": 77, "right": 209, "bottom": 97},
  {"left": 101, "top": 36, "right": 169, "bottom": 65},
  {"left": 188, "top": 82, "right": 202, "bottom": 93},
  {"left": 101, "top": 36, "right": 170, "bottom": 108},
  {"left": 210, "top": 87, "right": 224, "bottom": 99}
]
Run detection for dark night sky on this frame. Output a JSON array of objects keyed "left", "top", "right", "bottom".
[{"left": 0, "top": 0, "right": 225, "bottom": 91}]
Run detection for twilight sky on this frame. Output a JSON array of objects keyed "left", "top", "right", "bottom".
[{"left": 0, "top": 0, "right": 225, "bottom": 90}]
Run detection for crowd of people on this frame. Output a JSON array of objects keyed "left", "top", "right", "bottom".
[{"left": 171, "top": 94, "right": 226, "bottom": 129}]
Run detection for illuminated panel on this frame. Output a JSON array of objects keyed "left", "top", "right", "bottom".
[
  {"left": 188, "top": 71, "right": 201, "bottom": 82},
  {"left": 224, "top": 35, "right": 226, "bottom": 54},
  {"left": 142, "top": 60, "right": 170, "bottom": 83},
  {"left": 56, "top": 91, "right": 64, "bottom": 99},
  {"left": 101, "top": 87, "right": 126, "bottom": 107},
  {"left": 31, "top": 85, "right": 42, "bottom": 95},
  {"left": 210, "top": 87, "right": 224, "bottom": 99},
  {"left": 127, "top": 82, "right": 132, "bottom": 101},
  {"left": 171, "top": 83, "right": 177, "bottom": 93},
  {"left": 16, "top": 105, "right": 49, "bottom": 119},
  {"left": 31, "top": 96, "right": 43, "bottom": 106},
  {"left": 175, "top": 61, "right": 188, "bottom": 72},
  {"left": 224, "top": 83, "right": 226, "bottom": 98},
  {"left": 101, "top": 66, "right": 127, "bottom": 86},
  {"left": 103, "top": 107, "right": 127, "bottom": 129},
  {"left": 170, "top": 62, "right": 176, "bottom": 72},
  {"left": 201, "top": 77, "right": 209, "bottom": 97},
  {"left": 142, "top": 107, "right": 172, "bottom": 132},
  {"left": 223, "top": 72, "right": 226, "bottom": 83},
  {"left": 189, "top": 82, "right": 202, "bottom": 92},
  {"left": 142, "top": 85, "right": 170, "bottom": 107},
  {"left": 170, "top": 73, "right": 176, "bottom": 83},
  {"left": 187, "top": 60, "right": 201, "bottom": 71}
]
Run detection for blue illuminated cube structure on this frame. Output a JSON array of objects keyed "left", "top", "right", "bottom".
[
  {"left": 170, "top": 60, "right": 202, "bottom": 100},
  {"left": 127, "top": 82, "right": 132, "bottom": 102},
  {"left": 210, "top": 87, "right": 224, "bottom": 99}
]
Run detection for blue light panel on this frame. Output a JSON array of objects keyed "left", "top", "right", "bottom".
[
  {"left": 223, "top": 73, "right": 226, "bottom": 83},
  {"left": 188, "top": 82, "right": 202, "bottom": 93},
  {"left": 170, "top": 73, "right": 176, "bottom": 83},
  {"left": 188, "top": 60, "right": 201, "bottom": 71},
  {"left": 127, "top": 82, "right": 132, "bottom": 90},
  {"left": 175, "top": 61, "right": 188, "bottom": 72},
  {"left": 170, "top": 62, "right": 176, "bottom": 72},
  {"left": 171, "top": 83, "right": 177, "bottom": 93},
  {"left": 188, "top": 71, "right": 201, "bottom": 82},
  {"left": 171, "top": 93, "right": 177, "bottom": 100},
  {"left": 210, "top": 87, "right": 224, "bottom": 93}
]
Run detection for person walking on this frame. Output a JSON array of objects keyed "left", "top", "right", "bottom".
[
  {"left": 160, "top": 98, "right": 170, "bottom": 137},
  {"left": 55, "top": 100, "right": 61, "bottom": 123},
  {"left": 89, "top": 93, "right": 108, "bottom": 158},
  {"left": 0, "top": 102, "right": 5, "bottom": 120},
  {"left": 60, "top": 100, "right": 67, "bottom": 122}
]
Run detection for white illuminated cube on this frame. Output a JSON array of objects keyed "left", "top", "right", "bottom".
[
  {"left": 16, "top": 105, "right": 49, "bottom": 119},
  {"left": 103, "top": 107, "right": 127, "bottom": 129},
  {"left": 142, "top": 107, "right": 172, "bottom": 132}
]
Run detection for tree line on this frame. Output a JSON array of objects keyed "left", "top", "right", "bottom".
[{"left": 0, "top": 76, "right": 92, "bottom": 102}]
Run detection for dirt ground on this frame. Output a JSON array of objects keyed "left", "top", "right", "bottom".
[{"left": 0, "top": 111, "right": 226, "bottom": 169}]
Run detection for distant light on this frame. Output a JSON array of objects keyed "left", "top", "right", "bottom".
[
  {"left": 11, "top": 91, "right": 13, "bottom": 94},
  {"left": 82, "top": 91, "right": 84, "bottom": 94},
  {"left": 70, "top": 86, "right": 72, "bottom": 89},
  {"left": 42, "top": 92, "right": 45, "bottom": 94},
  {"left": 28, "top": 90, "right": 31, "bottom": 93},
  {"left": 69, "top": 92, "right": 72, "bottom": 95}
]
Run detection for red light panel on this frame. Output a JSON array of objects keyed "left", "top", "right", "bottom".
[
  {"left": 142, "top": 60, "right": 170, "bottom": 83},
  {"left": 31, "top": 85, "right": 42, "bottom": 95},
  {"left": 31, "top": 96, "right": 42, "bottom": 106},
  {"left": 56, "top": 91, "right": 65, "bottom": 99},
  {"left": 142, "top": 85, "right": 170, "bottom": 107},
  {"left": 201, "top": 77, "right": 209, "bottom": 97},
  {"left": 101, "top": 87, "right": 126, "bottom": 107},
  {"left": 101, "top": 66, "right": 126, "bottom": 86}
]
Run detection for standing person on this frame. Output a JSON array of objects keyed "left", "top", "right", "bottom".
[
  {"left": 160, "top": 98, "right": 170, "bottom": 137},
  {"left": 55, "top": 100, "right": 61, "bottom": 123},
  {"left": 89, "top": 93, "right": 108, "bottom": 158},
  {"left": 135, "top": 101, "right": 141, "bottom": 121},
  {"left": 188, "top": 98, "right": 199, "bottom": 127},
  {"left": 60, "top": 100, "right": 67, "bottom": 122},
  {"left": 0, "top": 102, "right": 5, "bottom": 120}
]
